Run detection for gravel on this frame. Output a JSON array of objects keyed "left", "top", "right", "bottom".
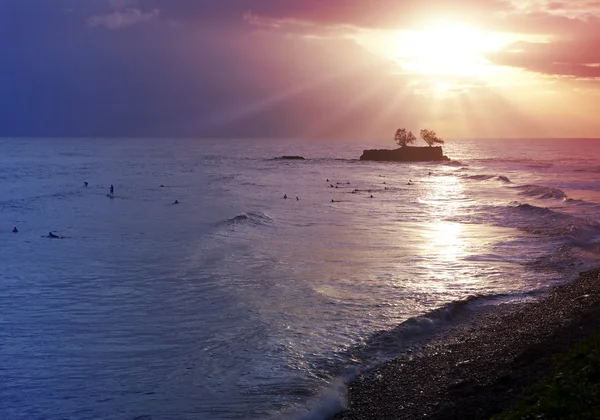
[{"left": 331, "top": 268, "right": 600, "bottom": 420}]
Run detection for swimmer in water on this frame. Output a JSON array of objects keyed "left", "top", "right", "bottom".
[
  {"left": 12, "top": 227, "right": 18, "bottom": 233},
  {"left": 47, "top": 232, "right": 60, "bottom": 239},
  {"left": 173, "top": 200, "right": 179, "bottom": 205}
]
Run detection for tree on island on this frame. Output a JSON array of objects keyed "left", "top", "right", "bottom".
[
  {"left": 420, "top": 129, "right": 444, "bottom": 147},
  {"left": 394, "top": 128, "right": 416, "bottom": 147}
]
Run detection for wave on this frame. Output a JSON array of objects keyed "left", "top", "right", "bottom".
[
  {"left": 573, "top": 166, "right": 600, "bottom": 174},
  {"left": 502, "top": 203, "right": 600, "bottom": 248},
  {"left": 293, "top": 290, "right": 541, "bottom": 420},
  {"left": 220, "top": 211, "right": 273, "bottom": 228},
  {"left": 514, "top": 184, "right": 567, "bottom": 200},
  {"left": 445, "top": 160, "right": 467, "bottom": 167},
  {"left": 509, "top": 202, "right": 600, "bottom": 240},
  {"left": 514, "top": 202, "right": 555, "bottom": 215},
  {"left": 0, "top": 189, "right": 85, "bottom": 210},
  {"left": 472, "top": 157, "right": 550, "bottom": 165},
  {"left": 462, "top": 174, "right": 511, "bottom": 183},
  {"left": 464, "top": 174, "right": 495, "bottom": 181},
  {"left": 344, "top": 293, "right": 526, "bottom": 367}
]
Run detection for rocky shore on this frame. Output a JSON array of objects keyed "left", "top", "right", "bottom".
[{"left": 332, "top": 268, "right": 600, "bottom": 420}]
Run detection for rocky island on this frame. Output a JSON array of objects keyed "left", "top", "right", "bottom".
[
  {"left": 360, "top": 146, "right": 449, "bottom": 162},
  {"left": 360, "top": 128, "right": 450, "bottom": 162}
]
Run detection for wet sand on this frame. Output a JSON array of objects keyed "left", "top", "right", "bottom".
[{"left": 332, "top": 268, "right": 600, "bottom": 420}]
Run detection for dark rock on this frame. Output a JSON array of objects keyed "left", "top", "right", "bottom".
[{"left": 360, "top": 146, "right": 449, "bottom": 162}]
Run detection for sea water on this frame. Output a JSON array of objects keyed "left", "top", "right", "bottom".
[{"left": 2, "top": 138, "right": 600, "bottom": 419}]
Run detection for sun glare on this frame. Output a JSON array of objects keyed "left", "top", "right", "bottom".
[{"left": 394, "top": 21, "right": 512, "bottom": 78}]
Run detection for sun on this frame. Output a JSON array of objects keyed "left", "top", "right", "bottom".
[{"left": 394, "top": 21, "right": 512, "bottom": 78}]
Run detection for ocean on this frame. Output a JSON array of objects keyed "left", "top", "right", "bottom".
[{"left": 2, "top": 137, "right": 600, "bottom": 420}]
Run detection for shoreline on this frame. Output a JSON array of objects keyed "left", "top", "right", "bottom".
[{"left": 331, "top": 267, "right": 600, "bottom": 419}]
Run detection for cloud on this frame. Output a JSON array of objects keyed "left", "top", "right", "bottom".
[
  {"left": 3, "top": 0, "right": 600, "bottom": 137},
  {"left": 237, "top": 0, "right": 513, "bottom": 30},
  {"left": 489, "top": 38, "right": 600, "bottom": 77},
  {"left": 88, "top": 8, "right": 159, "bottom": 29}
]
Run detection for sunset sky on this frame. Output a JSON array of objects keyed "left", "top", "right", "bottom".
[{"left": 3, "top": 0, "right": 600, "bottom": 139}]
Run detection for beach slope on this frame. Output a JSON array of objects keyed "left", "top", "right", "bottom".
[{"left": 332, "top": 268, "right": 600, "bottom": 420}]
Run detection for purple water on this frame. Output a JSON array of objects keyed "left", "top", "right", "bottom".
[{"left": 2, "top": 138, "right": 600, "bottom": 419}]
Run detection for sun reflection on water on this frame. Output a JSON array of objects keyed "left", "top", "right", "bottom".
[{"left": 427, "top": 222, "right": 464, "bottom": 260}]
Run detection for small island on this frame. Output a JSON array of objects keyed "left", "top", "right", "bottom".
[
  {"left": 360, "top": 128, "right": 450, "bottom": 162},
  {"left": 279, "top": 155, "right": 306, "bottom": 160}
]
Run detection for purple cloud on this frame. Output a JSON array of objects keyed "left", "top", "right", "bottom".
[{"left": 88, "top": 8, "right": 160, "bottom": 29}]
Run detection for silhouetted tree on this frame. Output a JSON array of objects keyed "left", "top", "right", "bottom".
[
  {"left": 420, "top": 129, "right": 444, "bottom": 147},
  {"left": 394, "top": 128, "right": 416, "bottom": 147}
]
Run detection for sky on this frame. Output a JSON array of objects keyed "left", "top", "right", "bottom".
[{"left": 2, "top": 0, "right": 600, "bottom": 139}]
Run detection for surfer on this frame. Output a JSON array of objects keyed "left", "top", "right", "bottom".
[
  {"left": 109, "top": 184, "right": 114, "bottom": 197},
  {"left": 284, "top": 194, "right": 287, "bottom": 199},
  {"left": 296, "top": 197, "right": 299, "bottom": 201},
  {"left": 173, "top": 200, "right": 179, "bottom": 205},
  {"left": 84, "top": 181, "right": 88, "bottom": 187},
  {"left": 47, "top": 232, "right": 60, "bottom": 239},
  {"left": 12, "top": 226, "right": 18, "bottom": 233}
]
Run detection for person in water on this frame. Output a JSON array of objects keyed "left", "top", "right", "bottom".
[
  {"left": 173, "top": 200, "right": 179, "bottom": 205},
  {"left": 12, "top": 227, "right": 18, "bottom": 233},
  {"left": 110, "top": 185, "right": 114, "bottom": 196},
  {"left": 47, "top": 232, "right": 60, "bottom": 239},
  {"left": 84, "top": 181, "right": 88, "bottom": 187},
  {"left": 284, "top": 194, "right": 287, "bottom": 199}
]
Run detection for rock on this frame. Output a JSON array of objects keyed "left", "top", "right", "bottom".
[{"left": 360, "top": 146, "right": 449, "bottom": 162}]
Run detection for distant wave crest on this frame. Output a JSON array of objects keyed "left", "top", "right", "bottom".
[
  {"left": 515, "top": 184, "right": 567, "bottom": 200},
  {"left": 445, "top": 160, "right": 467, "bottom": 167},
  {"left": 462, "top": 174, "right": 511, "bottom": 183},
  {"left": 574, "top": 166, "right": 600, "bottom": 174},
  {"left": 221, "top": 211, "right": 273, "bottom": 228},
  {"left": 465, "top": 174, "right": 495, "bottom": 181}
]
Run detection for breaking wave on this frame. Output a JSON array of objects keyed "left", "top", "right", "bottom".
[
  {"left": 220, "top": 211, "right": 274, "bottom": 228},
  {"left": 514, "top": 184, "right": 567, "bottom": 200}
]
